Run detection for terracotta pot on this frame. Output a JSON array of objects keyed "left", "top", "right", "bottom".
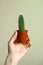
[{"left": 17, "top": 30, "right": 28, "bottom": 44}]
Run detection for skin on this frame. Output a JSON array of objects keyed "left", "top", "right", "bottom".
[{"left": 4, "top": 31, "right": 32, "bottom": 65}]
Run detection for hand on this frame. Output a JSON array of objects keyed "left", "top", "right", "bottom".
[{"left": 5, "top": 31, "right": 32, "bottom": 65}]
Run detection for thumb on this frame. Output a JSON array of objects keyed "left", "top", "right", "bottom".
[
  {"left": 8, "top": 31, "right": 17, "bottom": 53},
  {"left": 9, "top": 31, "right": 17, "bottom": 43}
]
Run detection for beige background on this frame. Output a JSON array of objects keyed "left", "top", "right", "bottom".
[{"left": 0, "top": 0, "right": 43, "bottom": 65}]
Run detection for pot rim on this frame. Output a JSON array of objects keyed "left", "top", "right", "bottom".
[{"left": 17, "top": 30, "right": 28, "bottom": 32}]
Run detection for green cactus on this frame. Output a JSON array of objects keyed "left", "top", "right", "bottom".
[{"left": 18, "top": 15, "right": 25, "bottom": 31}]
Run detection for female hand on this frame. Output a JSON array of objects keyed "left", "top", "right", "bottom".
[{"left": 4, "top": 31, "right": 32, "bottom": 65}]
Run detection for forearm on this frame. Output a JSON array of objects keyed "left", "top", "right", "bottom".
[{"left": 4, "top": 53, "right": 17, "bottom": 65}]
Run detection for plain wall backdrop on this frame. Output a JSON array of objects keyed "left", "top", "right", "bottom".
[{"left": 0, "top": 0, "right": 43, "bottom": 65}]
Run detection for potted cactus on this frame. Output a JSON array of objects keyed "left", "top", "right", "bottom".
[{"left": 17, "top": 15, "right": 28, "bottom": 44}]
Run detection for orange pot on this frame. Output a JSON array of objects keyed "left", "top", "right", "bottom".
[{"left": 17, "top": 30, "right": 28, "bottom": 44}]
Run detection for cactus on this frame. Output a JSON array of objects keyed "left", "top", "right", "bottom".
[{"left": 18, "top": 15, "right": 25, "bottom": 31}]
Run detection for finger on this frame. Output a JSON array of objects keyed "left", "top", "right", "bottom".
[
  {"left": 26, "top": 34, "right": 30, "bottom": 45},
  {"left": 9, "top": 31, "right": 17, "bottom": 43},
  {"left": 26, "top": 41, "right": 32, "bottom": 48},
  {"left": 25, "top": 34, "right": 32, "bottom": 48},
  {"left": 26, "top": 33, "right": 30, "bottom": 41}
]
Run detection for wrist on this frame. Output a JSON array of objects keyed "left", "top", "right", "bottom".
[
  {"left": 5, "top": 53, "right": 17, "bottom": 65},
  {"left": 12, "top": 56, "right": 18, "bottom": 65},
  {"left": 8, "top": 53, "right": 18, "bottom": 65}
]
